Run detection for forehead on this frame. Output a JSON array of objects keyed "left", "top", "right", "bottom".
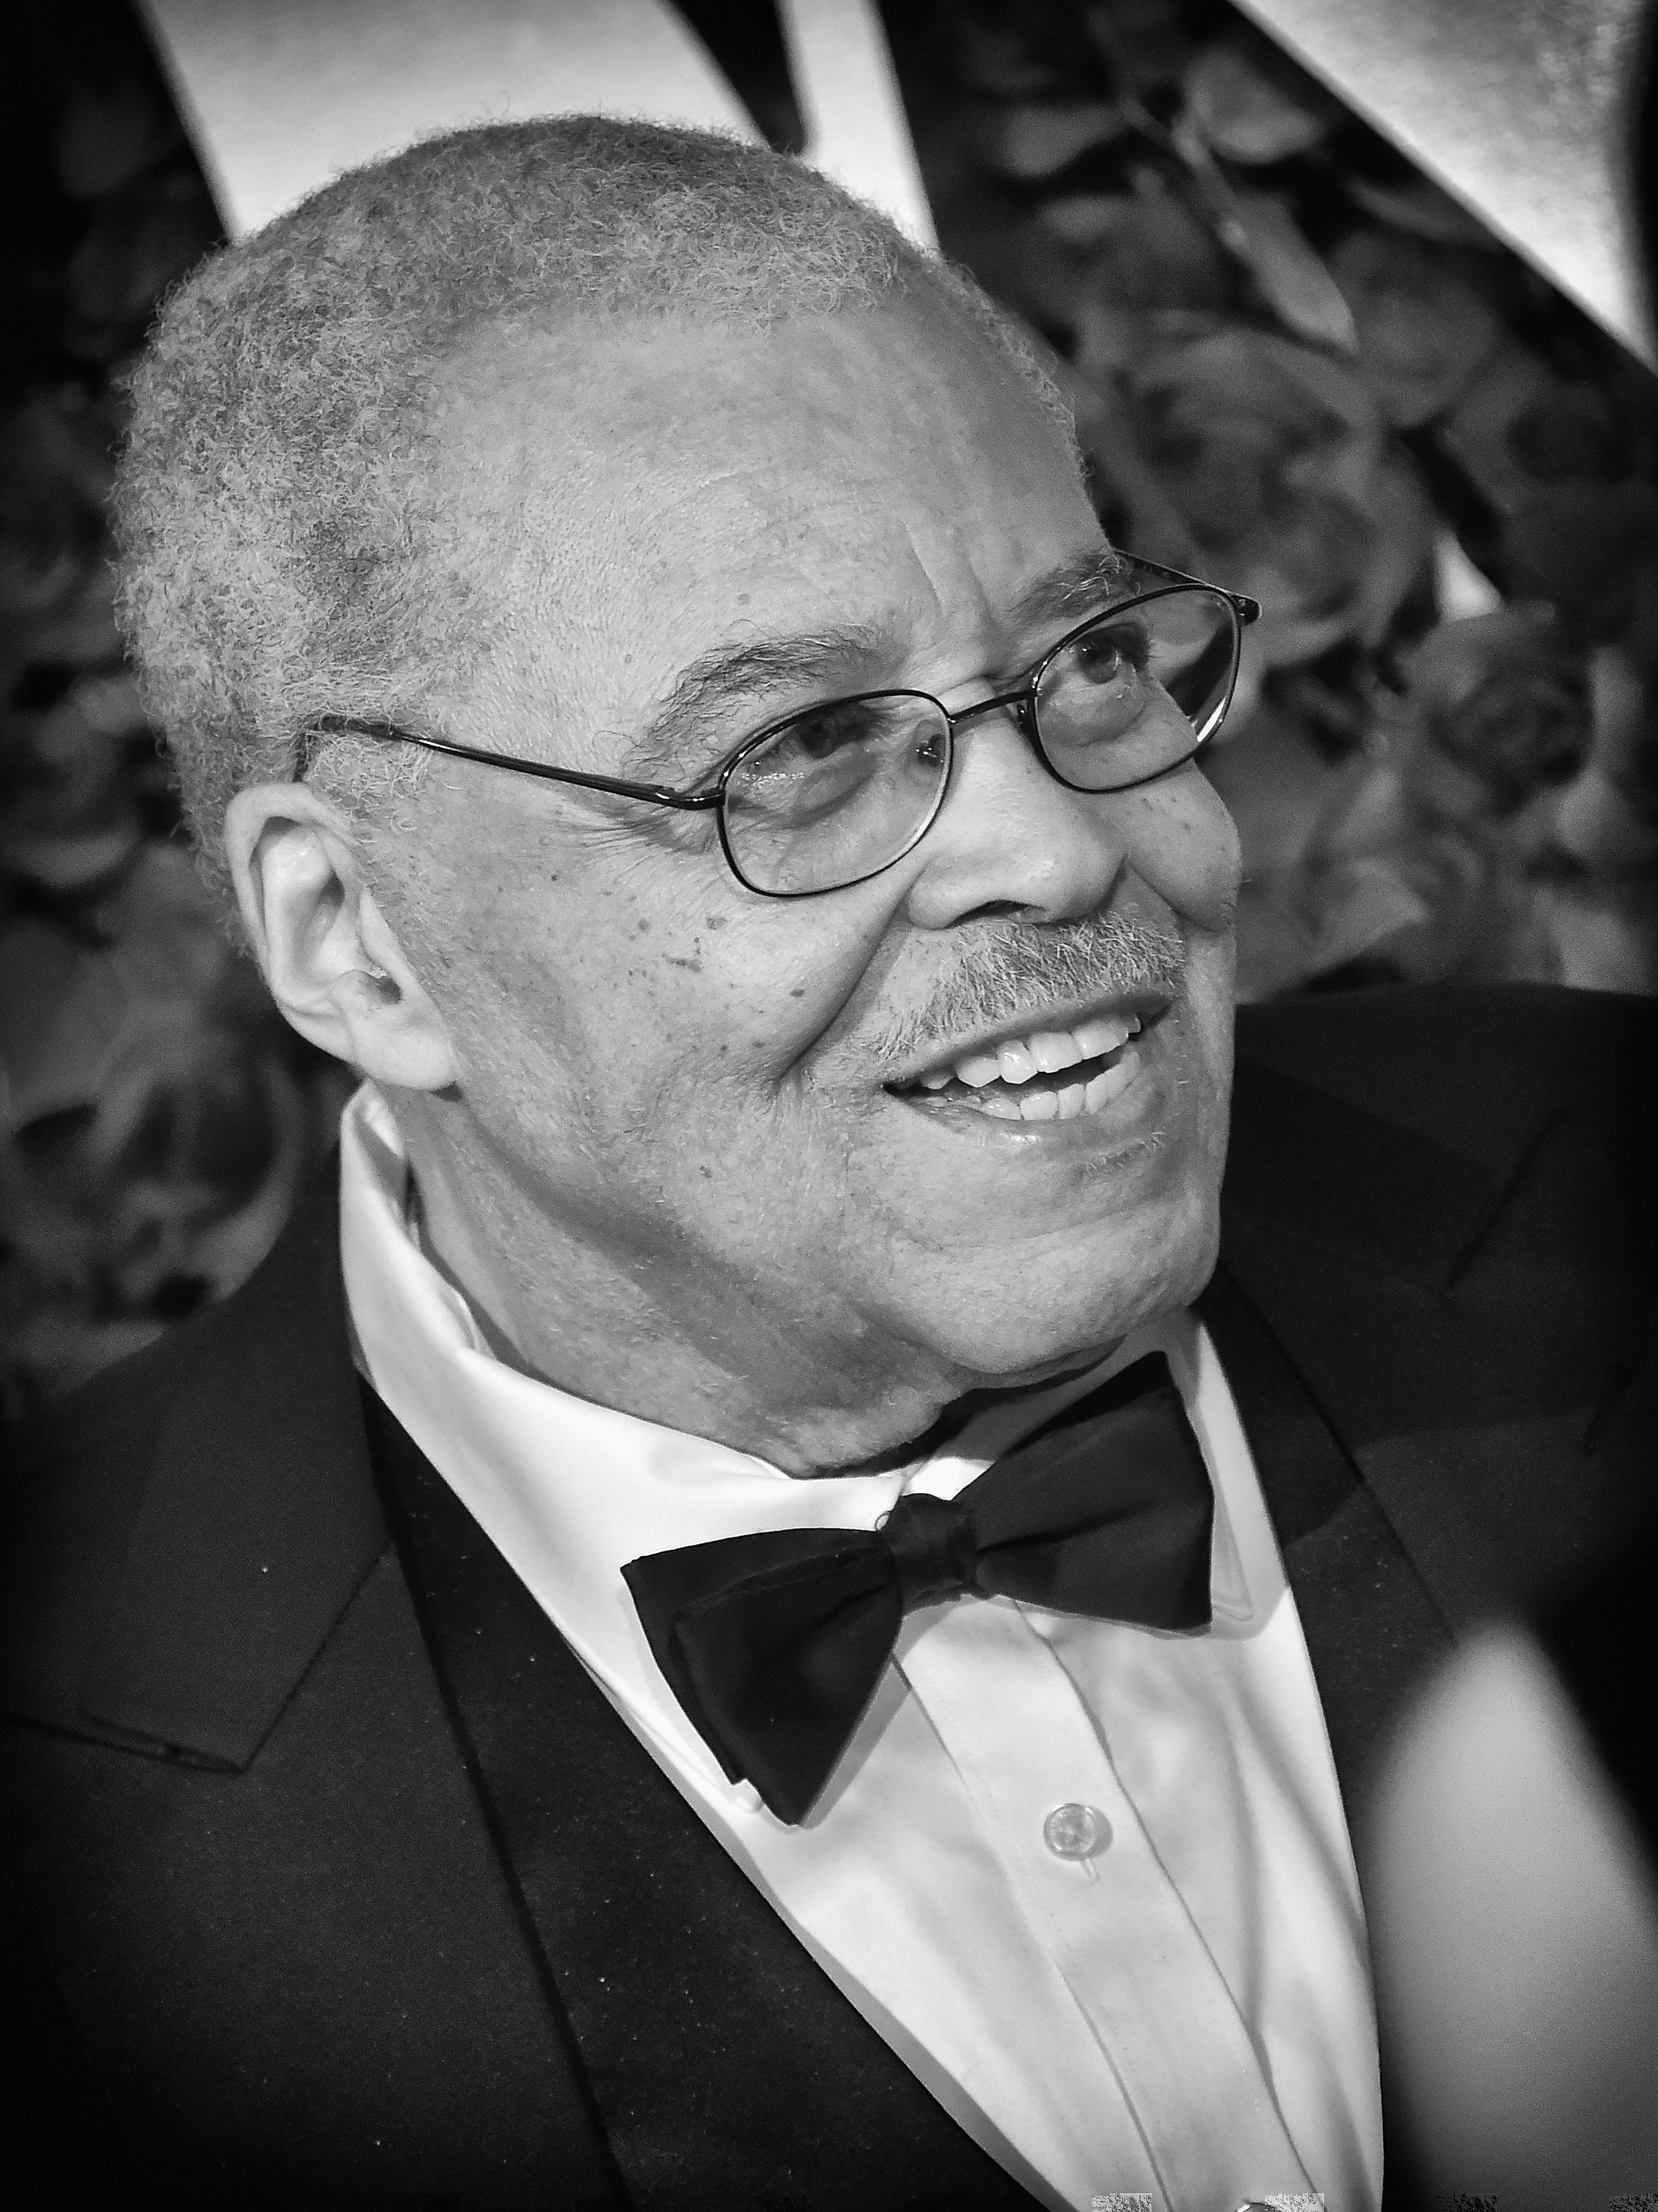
[{"left": 436, "top": 304, "right": 1099, "bottom": 756}]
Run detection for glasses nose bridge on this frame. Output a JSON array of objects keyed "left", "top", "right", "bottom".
[{"left": 946, "top": 678, "right": 1042, "bottom": 755}]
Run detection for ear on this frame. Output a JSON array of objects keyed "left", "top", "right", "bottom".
[{"left": 224, "top": 783, "right": 456, "bottom": 1093}]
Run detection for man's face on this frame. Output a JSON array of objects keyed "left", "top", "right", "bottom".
[{"left": 388, "top": 302, "right": 1241, "bottom": 1439}]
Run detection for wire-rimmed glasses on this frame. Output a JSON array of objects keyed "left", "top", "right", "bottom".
[{"left": 300, "top": 554, "right": 1259, "bottom": 898}]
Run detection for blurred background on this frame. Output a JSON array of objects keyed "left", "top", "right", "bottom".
[{"left": 2, "top": 0, "right": 1655, "bottom": 1422}]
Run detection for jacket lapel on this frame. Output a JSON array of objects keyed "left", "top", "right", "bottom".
[
  {"left": 1197, "top": 1261, "right": 1452, "bottom": 1828},
  {"left": 1221, "top": 1003, "right": 1655, "bottom": 1631},
  {"left": 74, "top": 1177, "right": 387, "bottom": 1767},
  {"left": 1210, "top": 1026, "right": 1581, "bottom": 1823},
  {"left": 3, "top": 1175, "right": 630, "bottom": 2205}
]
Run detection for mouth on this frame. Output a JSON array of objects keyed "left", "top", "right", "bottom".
[{"left": 885, "top": 995, "right": 1171, "bottom": 1125}]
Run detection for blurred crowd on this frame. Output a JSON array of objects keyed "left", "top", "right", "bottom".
[{"left": 2, "top": 0, "right": 1656, "bottom": 1419}]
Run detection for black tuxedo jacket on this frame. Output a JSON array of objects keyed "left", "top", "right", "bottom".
[{"left": 3, "top": 984, "right": 1655, "bottom": 2211}]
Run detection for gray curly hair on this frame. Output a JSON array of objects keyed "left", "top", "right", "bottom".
[{"left": 112, "top": 114, "right": 1069, "bottom": 914}]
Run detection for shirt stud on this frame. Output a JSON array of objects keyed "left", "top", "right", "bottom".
[{"left": 1043, "top": 1802, "right": 1109, "bottom": 1860}]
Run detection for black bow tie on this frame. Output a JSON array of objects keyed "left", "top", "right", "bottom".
[{"left": 622, "top": 1352, "right": 1214, "bottom": 1823}]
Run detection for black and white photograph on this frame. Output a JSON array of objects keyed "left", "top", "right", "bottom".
[{"left": 1, "top": 4, "right": 1655, "bottom": 2207}]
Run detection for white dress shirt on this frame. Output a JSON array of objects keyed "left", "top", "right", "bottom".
[{"left": 340, "top": 1084, "right": 1382, "bottom": 2212}]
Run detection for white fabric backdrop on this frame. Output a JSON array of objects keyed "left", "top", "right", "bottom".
[{"left": 136, "top": 0, "right": 935, "bottom": 247}]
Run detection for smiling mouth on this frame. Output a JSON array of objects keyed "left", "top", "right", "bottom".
[{"left": 888, "top": 1001, "right": 1169, "bottom": 1124}]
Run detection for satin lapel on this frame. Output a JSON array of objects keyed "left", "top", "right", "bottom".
[
  {"left": 1206, "top": 1027, "right": 1560, "bottom": 1816},
  {"left": 366, "top": 1391, "right": 1045, "bottom": 2212},
  {"left": 2, "top": 1170, "right": 630, "bottom": 2202},
  {"left": 74, "top": 1174, "right": 387, "bottom": 1767},
  {"left": 1199, "top": 1264, "right": 1450, "bottom": 2205},
  {"left": 1197, "top": 1263, "right": 1453, "bottom": 1829}
]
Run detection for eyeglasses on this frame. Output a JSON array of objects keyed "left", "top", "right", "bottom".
[{"left": 300, "top": 554, "right": 1258, "bottom": 899}]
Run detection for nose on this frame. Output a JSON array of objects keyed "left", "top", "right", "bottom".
[{"left": 899, "top": 702, "right": 1132, "bottom": 931}]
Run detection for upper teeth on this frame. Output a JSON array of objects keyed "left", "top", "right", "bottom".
[{"left": 916, "top": 1013, "right": 1142, "bottom": 1092}]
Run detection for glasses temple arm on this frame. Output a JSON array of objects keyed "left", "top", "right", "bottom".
[
  {"left": 293, "top": 717, "right": 722, "bottom": 810},
  {"left": 1119, "top": 553, "right": 1261, "bottom": 625}
]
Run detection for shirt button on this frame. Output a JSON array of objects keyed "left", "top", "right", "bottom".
[{"left": 1043, "top": 1801, "right": 1109, "bottom": 1860}]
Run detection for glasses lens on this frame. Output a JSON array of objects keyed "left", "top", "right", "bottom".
[
  {"left": 1034, "top": 588, "right": 1239, "bottom": 791},
  {"left": 722, "top": 692, "right": 950, "bottom": 895}
]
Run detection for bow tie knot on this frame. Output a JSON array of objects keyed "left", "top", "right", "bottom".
[
  {"left": 624, "top": 1352, "right": 1215, "bottom": 1824},
  {"left": 879, "top": 1491, "right": 978, "bottom": 1608}
]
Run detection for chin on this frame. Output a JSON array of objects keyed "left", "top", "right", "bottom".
[{"left": 913, "top": 1175, "right": 1223, "bottom": 1388}]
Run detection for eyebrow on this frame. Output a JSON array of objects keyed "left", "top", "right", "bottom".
[
  {"left": 1005, "top": 543, "right": 1138, "bottom": 632},
  {"left": 621, "top": 621, "right": 899, "bottom": 782},
  {"left": 624, "top": 541, "right": 1138, "bottom": 787}
]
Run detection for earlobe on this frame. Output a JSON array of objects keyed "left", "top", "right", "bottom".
[{"left": 223, "top": 783, "right": 457, "bottom": 1093}]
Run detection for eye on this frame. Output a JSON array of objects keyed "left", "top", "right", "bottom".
[
  {"left": 744, "top": 696, "right": 938, "bottom": 791},
  {"left": 1070, "top": 616, "right": 1153, "bottom": 683},
  {"left": 783, "top": 700, "right": 878, "bottom": 762}
]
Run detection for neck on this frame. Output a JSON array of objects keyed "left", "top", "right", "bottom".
[
  {"left": 394, "top": 1102, "right": 991, "bottom": 1477},
  {"left": 835, "top": 1357, "right": 1123, "bottom": 1475}
]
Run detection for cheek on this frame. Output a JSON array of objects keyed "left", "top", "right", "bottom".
[
  {"left": 571, "top": 850, "right": 905, "bottom": 1098},
  {"left": 425, "top": 833, "right": 882, "bottom": 1135},
  {"left": 1122, "top": 772, "right": 1242, "bottom": 931}
]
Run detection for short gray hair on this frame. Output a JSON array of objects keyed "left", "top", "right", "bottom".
[{"left": 112, "top": 115, "right": 1070, "bottom": 910}]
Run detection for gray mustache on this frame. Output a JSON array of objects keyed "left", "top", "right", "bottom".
[{"left": 877, "top": 909, "right": 1185, "bottom": 1068}]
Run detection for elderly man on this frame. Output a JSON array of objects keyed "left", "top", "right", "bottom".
[{"left": 2, "top": 119, "right": 1653, "bottom": 2212}]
